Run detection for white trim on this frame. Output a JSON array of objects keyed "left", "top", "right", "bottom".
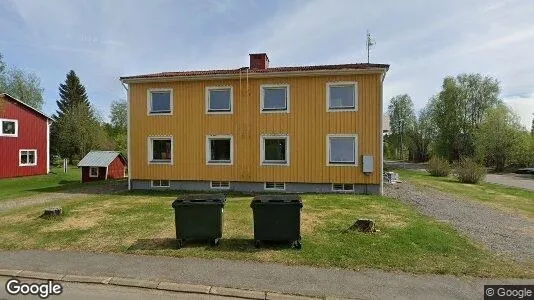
[
  {"left": 127, "top": 84, "right": 131, "bottom": 190},
  {"left": 124, "top": 167, "right": 128, "bottom": 178},
  {"left": 260, "top": 134, "right": 290, "bottom": 166},
  {"left": 206, "top": 135, "right": 234, "bottom": 165},
  {"left": 264, "top": 182, "right": 286, "bottom": 191},
  {"left": 379, "top": 75, "right": 384, "bottom": 195},
  {"left": 147, "top": 88, "right": 173, "bottom": 116},
  {"left": 326, "top": 82, "right": 358, "bottom": 112},
  {"left": 121, "top": 68, "right": 389, "bottom": 84},
  {"left": 332, "top": 183, "right": 355, "bottom": 192},
  {"left": 147, "top": 136, "right": 174, "bottom": 165},
  {"left": 210, "top": 181, "right": 230, "bottom": 189},
  {"left": 0, "top": 118, "right": 18, "bottom": 137},
  {"left": 205, "top": 86, "right": 233, "bottom": 114},
  {"left": 105, "top": 166, "right": 108, "bottom": 180},
  {"left": 89, "top": 166, "right": 99, "bottom": 178},
  {"left": 19, "top": 149, "right": 37, "bottom": 167},
  {"left": 326, "top": 134, "right": 359, "bottom": 166},
  {"left": 260, "top": 84, "right": 290, "bottom": 113},
  {"left": 46, "top": 120, "right": 50, "bottom": 174},
  {"left": 151, "top": 179, "right": 170, "bottom": 188}
]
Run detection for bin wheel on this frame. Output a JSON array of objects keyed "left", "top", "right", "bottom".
[
  {"left": 292, "top": 240, "right": 302, "bottom": 249},
  {"left": 211, "top": 238, "right": 220, "bottom": 246},
  {"left": 176, "top": 239, "right": 183, "bottom": 249},
  {"left": 254, "top": 240, "right": 262, "bottom": 248}
]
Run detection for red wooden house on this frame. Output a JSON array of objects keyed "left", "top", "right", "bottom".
[
  {"left": 77, "top": 151, "right": 127, "bottom": 183},
  {"left": 0, "top": 93, "right": 52, "bottom": 178}
]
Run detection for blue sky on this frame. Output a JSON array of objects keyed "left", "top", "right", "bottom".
[{"left": 1, "top": 0, "right": 533, "bottom": 128}]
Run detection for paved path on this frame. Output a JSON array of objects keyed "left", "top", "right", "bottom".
[
  {"left": 485, "top": 173, "right": 534, "bottom": 191},
  {"left": 0, "top": 181, "right": 128, "bottom": 213},
  {"left": 0, "top": 277, "right": 238, "bottom": 300},
  {"left": 385, "top": 182, "right": 534, "bottom": 262},
  {"left": 0, "top": 250, "right": 531, "bottom": 299}
]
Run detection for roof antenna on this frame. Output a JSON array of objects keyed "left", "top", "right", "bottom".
[{"left": 366, "top": 30, "right": 375, "bottom": 63}]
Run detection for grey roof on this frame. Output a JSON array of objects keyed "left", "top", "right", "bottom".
[{"left": 77, "top": 151, "right": 125, "bottom": 167}]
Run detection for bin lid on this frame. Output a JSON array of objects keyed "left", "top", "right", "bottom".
[
  {"left": 250, "top": 194, "right": 302, "bottom": 207},
  {"left": 172, "top": 194, "right": 225, "bottom": 207}
]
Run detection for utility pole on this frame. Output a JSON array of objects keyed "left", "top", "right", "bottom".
[{"left": 366, "top": 30, "right": 375, "bottom": 63}]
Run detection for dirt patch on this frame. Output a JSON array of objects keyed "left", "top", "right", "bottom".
[{"left": 41, "top": 214, "right": 104, "bottom": 232}]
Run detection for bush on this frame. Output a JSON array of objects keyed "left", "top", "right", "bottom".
[
  {"left": 454, "top": 157, "right": 486, "bottom": 184},
  {"left": 426, "top": 156, "right": 451, "bottom": 177}
]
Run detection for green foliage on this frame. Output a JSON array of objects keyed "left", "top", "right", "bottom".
[
  {"left": 0, "top": 52, "right": 44, "bottom": 110},
  {"left": 426, "top": 156, "right": 451, "bottom": 177},
  {"left": 453, "top": 157, "right": 486, "bottom": 184},
  {"left": 104, "top": 99, "right": 128, "bottom": 156},
  {"left": 406, "top": 107, "right": 435, "bottom": 162},
  {"left": 387, "top": 94, "right": 415, "bottom": 160}
]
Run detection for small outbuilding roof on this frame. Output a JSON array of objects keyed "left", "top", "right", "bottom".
[{"left": 77, "top": 151, "right": 126, "bottom": 167}]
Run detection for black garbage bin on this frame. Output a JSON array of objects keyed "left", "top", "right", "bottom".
[
  {"left": 171, "top": 194, "right": 225, "bottom": 248},
  {"left": 250, "top": 194, "right": 303, "bottom": 249}
]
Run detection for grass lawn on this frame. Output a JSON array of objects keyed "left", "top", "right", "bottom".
[
  {"left": 0, "top": 191, "right": 532, "bottom": 278},
  {"left": 397, "top": 169, "right": 534, "bottom": 219},
  {"left": 0, "top": 167, "right": 83, "bottom": 201}
]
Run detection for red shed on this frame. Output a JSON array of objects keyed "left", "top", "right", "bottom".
[
  {"left": 0, "top": 93, "right": 52, "bottom": 179},
  {"left": 77, "top": 151, "right": 127, "bottom": 183}
]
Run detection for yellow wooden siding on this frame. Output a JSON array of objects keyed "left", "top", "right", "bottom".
[{"left": 129, "top": 74, "right": 382, "bottom": 184}]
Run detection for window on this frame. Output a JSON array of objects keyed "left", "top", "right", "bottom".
[
  {"left": 89, "top": 167, "right": 99, "bottom": 178},
  {"left": 327, "top": 134, "right": 358, "bottom": 166},
  {"left": 265, "top": 182, "right": 285, "bottom": 190},
  {"left": 332, "top": 183, "right": 354, "bottom": 192},
  {"left": 261, "top": 135, "right": 289, "bottom": 165},
  {"left": 151, "top": 180, "right": 170, "bottom": 187},
  {"left": 19, "top": 149, "right": 37, "bottom": 166},
  {"left": 206, "top": 87, "right": 232, "bottom": 113},
  {"left": 148, "top": 137, "right": 173, "bottom": 164},
  {"left": 211, "top": 181, "right": 230, "bottom": 189},
  {"left": 206, "top": 135, "right": 233, "bottom": 165},
  {"left": 0, "top": 119, "right": 18, "bottom": 137},
  {"left": 327, "top": 82, "right": 357, "bottom": 111},
  {"left": 148, "top": 89, "right": 172, "bottom": 115},
  {"left": 260, "top": 84, "right": 289, "bottom": 112}
]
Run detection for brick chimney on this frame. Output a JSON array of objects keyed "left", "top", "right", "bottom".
[{"left": 249, "top": 53, "right": 269, "bottom": 69}]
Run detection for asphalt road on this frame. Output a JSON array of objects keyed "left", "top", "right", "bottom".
[
  {"left": 485, "top": 173, "right": 534, "bottom": 191},
  {"left": 0, "top": 277, "right": 238, "bottom": 300}
]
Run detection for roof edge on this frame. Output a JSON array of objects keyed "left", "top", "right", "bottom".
[{"left": 0, "top": 93, "right": 53, "bottom": 120}]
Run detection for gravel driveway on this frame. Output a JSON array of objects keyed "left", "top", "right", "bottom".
[{"left": 384, "top": 182, "right": 534, "bottom": 262}]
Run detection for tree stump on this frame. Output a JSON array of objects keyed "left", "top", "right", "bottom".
[
  {"left": 41, "top": 207, "right": 62, "bottom": 218},
  {"left": 348, "top": 219, "right": 375, "bottom": 233}
]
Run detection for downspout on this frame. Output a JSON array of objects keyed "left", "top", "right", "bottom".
[
  {"left": 46, "top": 119, "right": 51, "bottom": 174},
  {"left": 379, "top": 70, "right": 386, "bottom": 195}
]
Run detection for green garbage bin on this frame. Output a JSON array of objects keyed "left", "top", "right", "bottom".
[
  {"left": 250, "top": 195, "right": 303, "bottom": 249},
  {"left": 172, "top": 194, "right": 225, "bottom": 248}
]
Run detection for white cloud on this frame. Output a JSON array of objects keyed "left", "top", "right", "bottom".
[{"left": 504, "top": 94, "right": 534, "bottom": 130}]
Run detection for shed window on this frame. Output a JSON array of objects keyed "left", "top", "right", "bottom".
[
  {"left": 0, "top": 119, "right": 18, "bottom": 137},
  {"left": 261, "top": 135, "right": 289, "bottom": 165},
  {"left": 328, "top": 135, "right": 358, "bottom": 165},
  {"left": 89, "top": 167, "right": 99, "bottom": 178},
  {"left": 261, "top": 84, "right": 289, "bottom": 112},
  {"left": 327, "top": 82, "right": 357, "bottom": 111},
  {"left": 19, "top": 149, "right": 37, "bottom": 166},
  {"left": 206, "top": 87, "right": 232, "bottom": 113},
  {"left": 148, "top": 89, "right": 172, "bottom": 114},
  {"left": 206, "top": 135, "right": 233, "bottom": 165},
  {"left": 149, "top": 137, "right": 173, "bottom": 164}
]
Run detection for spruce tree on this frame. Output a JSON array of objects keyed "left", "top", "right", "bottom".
[{"left": 54, "top": 70, "right": 90, "bottom": 119}]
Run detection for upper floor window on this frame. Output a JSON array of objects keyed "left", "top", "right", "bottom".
[
  {"left": 19, "top": 149, "right": 37, "bottom": 166},
  {"left": 147, "top": 89, "right": 172, "bottom": 115},
  {"left": 206, "top": 87, "right": 232, "bottom": 114},
  {"left": 327, "top": 134, "right": 358, "bottom": 166},
  {"left": 0, "top": 118, "right": 18, "bottom": 137},
  {"left": 327, "top": 82, "right": 358, "bottom": 111},
  {"left": 260, "top": 84, "right": 290, "bottom": 113},
  {"left": 148, "top": 137, "right": 173, "bottom": 164}
]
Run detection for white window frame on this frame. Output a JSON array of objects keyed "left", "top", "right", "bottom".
[
  {"left": 123, "top": 167, "right": 128, "bottom": 178},
  {"left": 260, "top": 84, "right": 290, "bottom": 113},
  {"left": 210, "top": 181, "right": 230, "bottom": 189},
  {"left": 89, "top": 166, "right": 99, "bottom": 178},
  {"left": 0, "top": 118, "right": 18, "bottom": 137},
  {"left": 147, "top": 88, "right": 173, "bottom": 115},
  {"left": 205, "top": 86, "right": 233, "bottom": 114},
  {"left": 332, "top": 183, "right": 355, "bottom": 192},
  {"left": 326, "top": 134, "right": 358, "bottom": 166},
  {"left": 206, "top": 135, "right": 234, "bottom": 165},
  {"left": 264, "top": 182, "right": 286, "bottom": 191},
  {"left": 260, "top": 134, "right": 290, "bottom": 166},
  {"left": 147, "top": 136, "right": 173, "bottom": 165},
  {"left": 326, "top": 82, "right": 358, "bottom": 112},
  {"left": 19, "top": 149, "right": 37, "bottom": 167},
  {"left": 151, "top": 180, "right": 170, "bottom": 188}
]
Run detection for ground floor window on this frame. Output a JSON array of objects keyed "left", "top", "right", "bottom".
[
  {"left": 210, "top": 181, "right": 230, "bottom": 189},
  {"left": 206, "top": 135, "right": 233, "bottom": 165},
  {"left": 148, "top": 137, "right": 173, "bottom": 164},
  {"left": 264, "top": 182, "right": 285, "bottom": 190},
  {"left": 19, "top": 149, "right": 37, "bottom": 166},
  {"left": 261, "top": 135, "right": 289, "bottom": 165},
  {"left": 152, "top": 180, "right": 170, "bottom": 187},
  {"left": 89, "top": 167, "right": 99, "bottom": 177},
  {"left": 327, "top": 134, "right": 358, "bottom": 166}
]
